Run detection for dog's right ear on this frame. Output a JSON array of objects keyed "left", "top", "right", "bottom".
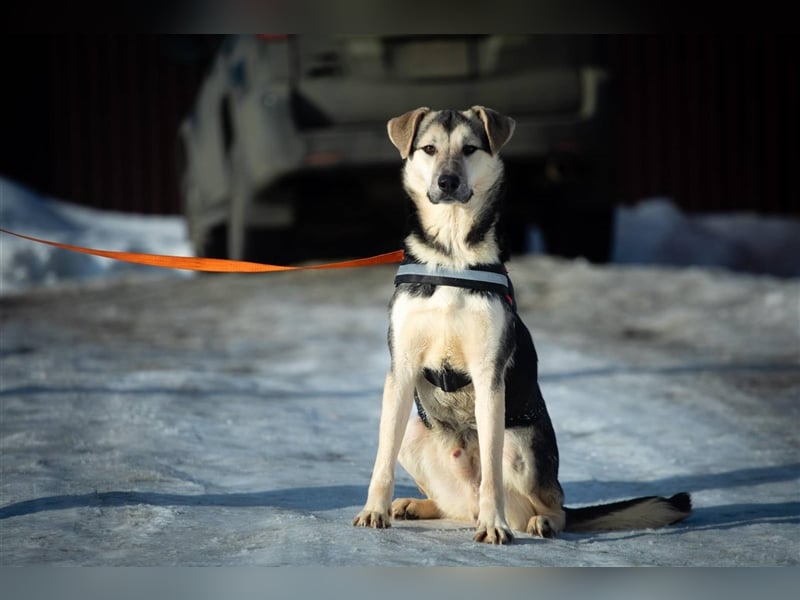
[{"left": 387, "top": 107, "right": 430, "bottom": 159}]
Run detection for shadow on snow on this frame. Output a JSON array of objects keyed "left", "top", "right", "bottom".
[
  {"left": 0, "top": 484, "right": 418, "bottom": 519},
  {"left": 3, "top": 464, "right": 798, "bottom": 532}
]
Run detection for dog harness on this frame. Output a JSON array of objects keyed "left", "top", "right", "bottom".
[
  {"left": 394, "top": 263, "right": 511, "bottom": 296},
  {"left": 394, "top": 260, "right": 517, "bottom": 311}
]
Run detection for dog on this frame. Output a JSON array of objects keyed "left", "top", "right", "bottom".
[{"left": 353, "top": 106, "right": 691, "bottom": 543}]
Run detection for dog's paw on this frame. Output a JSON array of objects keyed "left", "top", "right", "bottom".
[
  {"left": 473, "top": 521, "right": 514, "bottom": 545},
  {"left": 526, "top": 515, "right": 557, "bottom": 538},
  {"left": 391, "top": 497, "right": 440, "bottom": 520},
  {"left": 353, "top": 509, "right": 391, "bottom": 529},
  {"left": 391, "top": 498, "right": 421, "bottom": 520}
]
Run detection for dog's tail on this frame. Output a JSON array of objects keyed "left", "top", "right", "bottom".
[{"left": 563, "top": 492, "right": 691, "bottom": 533}]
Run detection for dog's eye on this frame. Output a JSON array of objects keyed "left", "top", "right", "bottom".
[
  {"left": 463, "top": 145, "right": 478, "bottom": 156},
  {"left": 421, "top": 145, "right": 436, "bottom": 155}
]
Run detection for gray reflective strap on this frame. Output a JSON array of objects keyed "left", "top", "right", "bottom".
[{"left": 395, "top": 264, "right": 509, "bottom": 289}]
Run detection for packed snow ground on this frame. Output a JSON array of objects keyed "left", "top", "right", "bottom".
[{"left": 1, "top": 178, "right": 798, "bottom": 565}]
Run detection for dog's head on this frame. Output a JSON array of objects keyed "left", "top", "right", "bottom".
[{"left": 387, "top": 106, "right": 515, "bottom": 205}]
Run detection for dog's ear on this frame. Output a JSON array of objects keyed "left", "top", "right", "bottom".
[
  {"left": 471, "top": 106, "right": 516, "bottom": 155},
  {"left": 387, "top": 107, "right": 430, "bottom": 159}
]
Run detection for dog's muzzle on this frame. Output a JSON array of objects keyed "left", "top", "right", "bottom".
[{"left": 428, "top": 173, "right": 473, "bottom": 204}]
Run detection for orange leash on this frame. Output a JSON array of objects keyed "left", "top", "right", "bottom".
[{"left": 0, "top": 228, "right": 405, "bottom": 273}]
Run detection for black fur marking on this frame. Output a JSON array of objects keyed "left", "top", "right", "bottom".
[
  {"left": 386, "top": 319, "right": 395, "bottom": 366},
  {"left": 399, "top": 252, "right": 508, "bottom": 274},
  {"left": 668, "top": 492, "right": 693, "bottom": 513},
  {"left": 414, "top": 388, "right": 432, "bottom": 429},
  {"left": 503, "top": 314, "right": 552, "bottom": 428},
  {"left": 465, "top": 212, "right": 498, "bottom": 247},
  {"left": 401, "top": 282, "right": 436, "bottom": 298},
  {"left": 412, "top": 109, "right": 490, "bottom": 155},
  {"left": 493, "top": 302, "right": 562, "bottom": 491},
  {"left": 465, "top": 177, "right": 504, "bottom": 248},
  {"left": 424, "top": 366, "right": 472, "bottom": 392}
]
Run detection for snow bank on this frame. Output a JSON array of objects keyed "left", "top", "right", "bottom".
[
  {"left": 0, "top": 178, "right": 193, "bottom": 295},
  {"left": 613, "top": 197, "right": 800, "bottom": 277}
]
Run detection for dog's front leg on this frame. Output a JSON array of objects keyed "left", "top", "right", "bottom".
[
  {"left": 353, "top": 370, "right": 415, "bottom": 529},
  {"left": 473, "top": 376, "right": 514, "bottom": 544}
]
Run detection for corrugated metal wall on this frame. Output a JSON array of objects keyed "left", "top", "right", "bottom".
[
  {"left": 47, "top": 36, "right": 213, "bottom": 214},
  {"left": 2, "top": 35, "right": 214, "bottom": 214},
  {"left": 2, "top": 35, "right": 797, "bottom": 217},
  {"left": 612, "top": 34, "right": 797, "bottom": 214}
]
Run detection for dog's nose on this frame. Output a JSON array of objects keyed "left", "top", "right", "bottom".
[{"left": 437, "top": 174, "right": 460, "bottom": 194}]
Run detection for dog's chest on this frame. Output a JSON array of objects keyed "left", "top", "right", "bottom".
[{"left": 391, "top": 287, "right": 507, "bottom": 375}]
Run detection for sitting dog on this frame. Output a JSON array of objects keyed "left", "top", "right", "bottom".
[{"left": 353, "top": 106, "right": 691, "bottom": 543}]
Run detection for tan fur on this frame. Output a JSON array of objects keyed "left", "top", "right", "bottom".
[
  {"left": 387, "top": 106, "right": 430, "bottom": 159},
  {"left": 391, "top": 497, "right": 441, "bottom": 520}
]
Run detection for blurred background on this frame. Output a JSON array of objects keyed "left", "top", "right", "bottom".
[{"left": 1, "top": 34, "right": 798, "bottom": 275}]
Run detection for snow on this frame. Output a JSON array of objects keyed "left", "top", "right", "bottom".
[
  {"left": 1, "top": 176, "right": 799, "bottom": 566},
  {"left": 611, "top": 197, "right": 800, "bottom": 278},
  {"left": 0, "top": 178, "right": 193, "bottom": 295}
]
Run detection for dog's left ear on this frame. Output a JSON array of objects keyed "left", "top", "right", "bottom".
[
  {"left": 387, "top": 107, "right": 430, "bottom": 159},
  {"left": 471, "top": 106, "right": 516, "bottom": 155}
]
